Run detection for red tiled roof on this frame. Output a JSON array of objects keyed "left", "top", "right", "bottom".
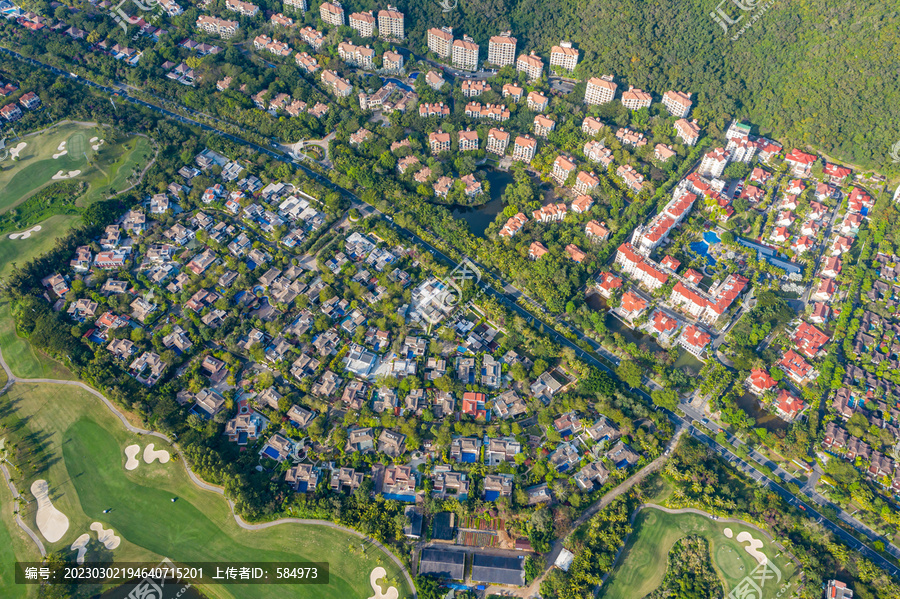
[
  {"left": 681, "top": 324, "right": 711, "bottom": 350},
  {"left": 749, "top": 368, "right": 776, "bottom": 391},
  {"left": 621, "top": 291, "right": 647, "bottom": 314}
]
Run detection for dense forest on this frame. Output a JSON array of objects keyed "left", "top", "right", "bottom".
[{"left": 393, "top": 0, "right": 900, "bottom": 174}]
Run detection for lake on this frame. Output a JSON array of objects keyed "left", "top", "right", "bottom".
[
  {"left": 734, "top": 391, "right": 789, "bottom": 433},
  {"left": 448, "top": 169, "right": 515, "bottom": 237}
]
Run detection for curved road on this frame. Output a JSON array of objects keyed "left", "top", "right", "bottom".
[{"left": 0, "top": 346, "right": 417, "bottom": 597}]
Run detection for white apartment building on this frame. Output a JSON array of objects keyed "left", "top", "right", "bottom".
[
  {"left": 225, "top": 0, "right": 258, "bottom": 17},
  {"left": 320, "top": 1, "right": 344, "bottom": 27},
  {"left": 549, "top": 41, "right": 578, "bottom": 71},
  {"left": 513, "top": 135, "right": 537, "bottom": 162},
  {"left": 552, "top": 155, "right": 576, "bottom": 185},
  {"left": 584, "top": 76, "right": 616, "bottom": 105},
  {"left": 621, "top": 86, "right": 652, "bottom": 110},
  {"left": 458, "top": 129, "right": 480, "bottom": 152},
  {"left": 338, "top": 42, "right": 375, "bottom": 69},
  {"left": 452, "top": 36, "right": 479, "bottom": 71},
  {"left": 533, "top": 115, "right": 555, "bottom": 137},
  {"left": 378, "top": 7, "right": 404, "bottom": 39},
  {"left": 486, "top": 128, "right": 510, "bottom": 155},
  {"left": 196, "top": 16, "right": 239, "bottom": 38},
  {"left": 516, "top": 53, "right": 544, "bottom": 81},
  {"left": 382, "top": 51, "right": 404, "bottom": 72},
  {"left": 284, "top": 0, "right": 306, "bottom": 12},
  {"left": 348, "top": 11, "right": 375, "bottom": 37},
  {"left": 699, "top": 147, "right": 730, "bottom": 179},
  {"left": 427, "top": 27, "right": 453, "bottom": 58},
  {"left": 662, "top": 90, "right": 692, "bottom": 117},
  {"left": 488, "top": 32, "right": 516, "bottom": 67}
]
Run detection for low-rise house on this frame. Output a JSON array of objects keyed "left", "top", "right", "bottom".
[
  {"left": 192, "top": 388, "right": 226, "bottom": 418},
  {"left": 378, "top": 429, "right": 407, "bottom": 457},
  {"left": 574, "top": 461, "right": 609, "bottom": 491},
  {"left": 260, "top": 433, "right": 294, "bottom": 462},
  {"left": 450, "top": 436, "right": 481, "bottom": 463},
  {"left": 485, "top": 437, "right": 521, "bottom": 465},
  {"left": 129, "top": 351, "right": 166, "bottom": 385},
  {"left": 606, "top": 441, "right": 639, "bottom": 469},
  {"left": 285, "top": 463, "right": 318, "bottom": 492},
  {"left": 331, "top": 467, "right": 365, "bottom": 493}
]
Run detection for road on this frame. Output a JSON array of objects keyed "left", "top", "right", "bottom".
[
  {"left": 0, "top": 346, "right": 418, "bottom": 597},
  {"left": 5, "top": 46, "right": 899, "bottom": 583}
]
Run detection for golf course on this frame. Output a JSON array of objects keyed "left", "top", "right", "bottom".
[
  {"left": 0, "top": 317, "right": 413, "bottom": 599},
  {"left": 0, "top": 121, "right": 153, "bottom": 278},
  {"left": 598, "top": 507, "right": 800, "bottom": 599}
]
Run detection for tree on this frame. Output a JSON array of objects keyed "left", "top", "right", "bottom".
[{"left": 616, "top": 360, "right": 643, "bottom": 388}]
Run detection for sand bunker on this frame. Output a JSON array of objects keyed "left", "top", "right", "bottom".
[
  {"left": 367, "top": 567, "right": 398, "bottom": 599},
  {"left": 9, "top": 142, "right": 26, "bottom": 159},
  {"left": 51, "top": 169, "right": 81, "bottom": 180},
  {"left": 52, "top": 151, "right": 68, "bottom": 159},
  {"left": 91, "top": 139, "right": 105, "bottom": 151},
  {"left": 143, "top": 443, "right": 170, "bottom": 464},
  {"left": 71, "top": 534, "right": 91, "bottom": 564},
  {"left": 124, "top": 444, "right": 140, "bottom": 470},
  {"left": 90, "top": 137, "right": 98, "bottom": 143},
  {"left": 723, "top": 527, "right": 733, "bottom": 538},
  {"left": 736, "top": 531, "right": 768, "bottom": 565},
  {"left": 31, "top": 479, "right": 69, "bottom": 543},
  {"left": 9, "top": 225, "right": 42, "bottom": 240},
  {"left": 57, "top": 141, "right": 67, "bottom": 151},
  {"left": 90, "top": 522, "right": 121, "bottom": 550}
]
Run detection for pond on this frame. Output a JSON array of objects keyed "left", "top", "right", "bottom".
[
  {"left": 448, "top": 169, "right": 515, "bottom": 237},
  {"left": 734, "top": 391, "right": 789, "bottom": 433}
]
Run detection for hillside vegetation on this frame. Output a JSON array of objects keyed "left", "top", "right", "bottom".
[{"left": 400, "top": 0, "right": 900, "bottom": 174}]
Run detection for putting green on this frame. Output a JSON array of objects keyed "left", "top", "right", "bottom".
[
  {"left": 0, "top": 383, "right": 412, "bottom": 599},
  {"left": 598, "top": 508, "right": 799, "bottom": 599}
]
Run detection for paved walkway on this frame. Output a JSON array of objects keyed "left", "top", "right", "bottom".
[{"left": 0, "top": 346, "right": 416, "bottom": 597}]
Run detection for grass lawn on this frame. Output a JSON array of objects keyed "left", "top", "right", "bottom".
[
  {"left": 0, "top": 215, "right": 82, "bottom": 280},
  {"left": 0, "top": 383, "right": 412, "bottom": 599},
  {"left": 0, "top": 300, "right": 75, "bottom": 380},
  {"left": 0, "top": 456, "right": 41, "bottom": 599},
  {"left": 598, "top": 508, "right": 799, "bottom": 599}
]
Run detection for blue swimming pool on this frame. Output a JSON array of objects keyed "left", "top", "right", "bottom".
[
  {"left": 690, "top": 231, "right": 721, "bottom": 267},
  {"left": 383, "top": 493, "right": 416, "bottom": 502},
  {"left": 262, "top": 446, "right": 281, "bottom": 460}
]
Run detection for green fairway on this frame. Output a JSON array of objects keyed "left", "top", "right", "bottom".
[
  {"left": 0, "top": 300, "right": 74, "bottom": 380},
  {"left": 0, "top": 480, "right": 40, "bottom": 599},
  {"left": 0, "top": 383, "right": 412, "bottom": 599},
  {"left": 0, "top": 214, "right": 82, "bottom": 280},
  {"left": 599, "top": 508, "right": 799, "bottom": 599}
]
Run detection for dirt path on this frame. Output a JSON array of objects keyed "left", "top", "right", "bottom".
[{"left": 0, "top": 346, "right": 417, "bottom": 597}]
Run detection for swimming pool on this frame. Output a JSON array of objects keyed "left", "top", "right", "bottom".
[{"left": 690, "top": 231, "right": 721, "bottom": 266}]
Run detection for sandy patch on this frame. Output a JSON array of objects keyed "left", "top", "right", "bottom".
[
  {"left": 51, "top": 169, "right": 81, "bottom": 180},
  {"left": 9, "top": 142, "right": 26, "bottom": 159},
  {"left": 71, "top": 533, "right": 91, "bottom": 564},
  {"left": 90, "top": 137, "right": 99, "bottom": 143},
  {"left": 124, "top": 444, "right": 140, "bottom": 470},
  {"left": 143, "top": 443, "right": 170, "bottom": 465},
  {"left": 736, "top": 531, "right": 768, "bottom": 565},
  {"left": 91, "top": 139, "right": 105, "bottom": 151},
  {"left": 57, "top": 141, "right": 67, "bottom": 151},
  {"left": 367, "top": 567, "right": 398, "bottom": 599},
  {"left": 30, "top": 479, "right": 70, "bottom": 543},
  {"left": 52, "top": 151, "right": 68, "bottom": 159},
  {"left": 8, "top": 225, "right": 42, "bottom": 240},
  {"left": 723, "top": 527, "right": 733, "bottom": 538},
  {"left": 90, "top": 522, "right": 121, "bottom": 550}
]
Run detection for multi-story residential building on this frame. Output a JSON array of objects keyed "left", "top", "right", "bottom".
[
  {"left": 320, "top": 1, "right": 344, "bottom": 26},
  {"left": 486, "top": 128, "right": 510, "bottom": 155},
  {"left": 429, "top": 131, "right": 451, "bottom": 154},
  {"left": 527, "top": 91, "right": 548, "bottom": 111},
  {"left": 533, "top": 114, "right": 556, "bottom": 137},
  {"left": 465, "top": 102, "right": 510, "bottom": 122},
  {"left": 669, "top": 274, "right": 749, "bottom": 325},
  {"left": 574, "top": 171, "right": 599, "bottom": 195},
  {"left": 338, "top": 42, "right": 375, "bottom": 69},
  {"left": 321, "top": 69, "right": 352, "bottom": 97},
  {"left": 621, "top": 86, "right": 652, "bottom": 110},
  {"left": 295, "top": 52, "right": 319, "bottom": 73},
  {"left": 159, "top": 0, "right": 183, "bottom": 16},
  {"left": 382, "top": 51, "right": 404, "bottom": 72},
  {"left": 1, "top": 103, "right": 22, "bottom": 121},
  {"left": 196, "top": 16, "right": 239, "bottom": 38},
  {"left": 699, "top": 147, "right": 730, "bottom": 178},
  {"left": 550, "top": 41, "right": 578, "bottom": 71},
  {"left": 452, "top": 36, "right": 479, "bottom": 71},
  {"left": 616, "top": 165, "right": 645, "bottom": 193},
  {"left": 427, "top": 27, "right": 453, "bottom": 58},
  {"left": 630, "top": 184, "right": 696, "bottom": 254},
  {"left": 516, "top": 52, "right": 544, "bottom": 80},
  {"left": 552, "top": 155, "right": 576, "bottom": 185},
  {"left": 513, "top": 135, "right": 537, "bottom": 162},
  {"left": 348, "top": 11, "right": 375, "bottom": 36},
  {"left": 378, "top": 7, "right": 404, "bottom": 39},
  {"left": 225, "top": 0, "right": 259, "bottom": 17},
  {"left": 458, "top": 129, "right": 479, "bottom": 152},
  {"left": 418, "top": 102, "right": 450, "bottom": 118},
  {"left": 270, "top": 13, "right": 293, "bottom": 27},
  {"left": 584, "top": 140, "right": 613, "bottom": 167},
  {"left": 825, "top": 580, "right": 853, "bottom": 599},
  {"left": 298, "top": 26, "right": 325, "bottom": 50},
  {"left": 284, "top": 0, "right": 306, "bottom": 12},
  {"left": 584, "top": 75, "right": 617, "bottom": 105},
  {"left": 502, "top": 83, "right": 524, "bottom": 102},
  {"left": 615, "top": 243, "right": 669, "bottom": 292},
  {"left": 582, "top": 116, "right": 604, "bottom": 137},
  {"left": 461, "top": 79, "right": 489, "bottom": 97},
  {"left": 674, "top": 118, "right": 701, "bottom": 145},
  {"left": 424, "top": 70, "right": 445, "bottom": 90},
  {"left": 487, "top": 32, "right": 516, "bottom": 66},
  {"left": 662, "top": 90, "right": 692, "bottom": 117},
  {"left": 499, "top": 213, "right": 528, "bottom": 238},
  {"left": 533, "top": 203, "right": 567, "bottom": 223}
]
